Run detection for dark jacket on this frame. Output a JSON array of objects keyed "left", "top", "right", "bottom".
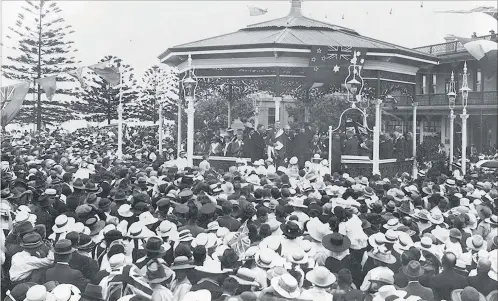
[
  {"left": 343, "top": 137, "right": 359, "bottom": 156},
  {"left": 380, "top": 139, "right": 394, "bottom": 159},
  {"left": 69, "top": 252, "right": 99, "bottom": 283},
  {"left": 431, "top": 269, "right": 468, "bottom": 301},
  {"left": 250, "top": 131, "right": 266, "bottom": 162},
  {"left": 217, "top": 215, "right": 241, "bottom": 232},
  {"left": 401, "top": 281, "right": 435, "bottom": 301},
  {"left": 394, "top": 137, "right": 406, "bottom": 161},
  {"left": 468, "top": 273, "right": 498, "bottom": 296},
  {"left": 45, "top": 262, "right": 90, "bottom": 292}
]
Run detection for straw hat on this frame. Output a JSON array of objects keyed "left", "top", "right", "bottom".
[
  {"left": 428, "top": 211, "right": 445, "bottom": 224},
  {"left": 287, "top": 248, "right": 308, "bottom": 265},
  {"left": 255, "top": 248, "right": 277, "bottom": 269},
  {"left": 191, "top": 233, "right": 217, "bottom": 249},
  {"left": 271, "top": 274, "right": 301, "bottom": 299},
  {"left": 194, "top": 259, "right": 228, "bottom": 274},
  {"left": 393, "top": 232, "right": 414, "bottom": 254},
  {"left": 117, "top": 204, "right": 133, "bottom": 218},
  {"left": 138, "top": 211, "right": 158, "bottom": 226},
  {"left": 431, "top": 226, "right": 450, "bottom": 244},
  {"left": 52, "top": 215, "right": 75, "bottom": 234},
  {"left": 306, "top": 266, "right": 336, "bottom": 287},
  {"left": 466, "top": 235, "right": 488, "bottom": 251},
  {"left": 369, "top": 233, "right": 388, "bottom": 248},
  {"left": 383, "top": 218, "right": 401, "bottom": 230},
  {"left": 51, "top": 284, "right": 81, "bottom": 301},
  {"left": 25, "top": 285, "right": 56, "bottom": 301},
  {"left": 307, "top": 218, "right": 332, "bottom": 242},
  {"left": 229, "top": 268, "right": 260, "bottom": 287},
  {"left": 368, "top": 247, "right": 396, "bottom": 264}
]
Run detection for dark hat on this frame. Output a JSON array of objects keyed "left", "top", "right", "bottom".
[
  {"left": 403, "top": 260, "right": 424, "bottom": 278},
  {"left": 20, "top": 232, "right": 43, "bottom": 249},
  {"left": 98, "top": 198, "right": 111, "bottom": 211},
  {"left": 54, "top": 239, "right": 75, "bottom": 254},
  {"left": 280, "top": 221, "right": 303, "bottom": 238},
  {"left": 72, "top": 178, "right": 85, "bottom": 190},
  {"left": 174, "top": 204, "right": 189, "bottom": 215},
  {"left": 84, "top": 217, "right": 105, "bottom": 236},
  {"left": 5, "top": 282, "right": 37, "bottom": 301},
  {"left": 104, "top": 229, "right": 123, "bottom": 242},
  {"left": 451, "top": 287, "right": 486, "bottom": 301},
  {"left": 144, "top": 237, "right": 166, "bottom": 254},
  {"left": 398, "top": 200, "right": 413, "bottom": 215},
  {"left": 200, "top": 203, "right": 216, "bottom": 215},
  {"left": 156, "top": 198, "right": 170, "bottom": 209},
  {"left": 112, "top": 189, "right": 127, "bottom": 201},
  {"left": 80, "top": 283, "right": 104, "bottom": 301},
  {"left": 179, "top": 189, "right": 193, "bottom": 200},
  {"left": 322, "top": 233, "right": 351, "bottom": 252},
  {"left": 15, "top": 220, "right": 35, "bottom": 236},
  {"left": 85, "top": 180, "right": 101, "bottom": 192},
  {"left": 77, "top": 234, "right": 96, "bottom": 251}
]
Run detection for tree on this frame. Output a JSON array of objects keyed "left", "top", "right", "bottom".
[
  {"left": 132, "top": 65, "right": 179, "bottom": 123},
  {"left": 74, "top": 56, "right": 138, "bottom": 124},
  {"left": 2, "top": 0, "right": 79, "bottom": 127}
]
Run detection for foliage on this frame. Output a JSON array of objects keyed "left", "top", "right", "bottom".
[
  {"left": 416, "top": 135, "right": 450, "bottom": 177},
  {"left": 73, "top": 56, "right": 138, "bottom": 124},
  {"left": 286, "top": 86, "right": 375, "bottom": 134},
  {"left": 2, "top": 0, "right": 80, "bottom": 127},
  {"left": 132, "top": 65, "right": 179, "bottom": 123}
]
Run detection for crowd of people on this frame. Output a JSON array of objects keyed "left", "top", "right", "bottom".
[{"left": 0, "top": 126, "right": 497, "bottom": 301}]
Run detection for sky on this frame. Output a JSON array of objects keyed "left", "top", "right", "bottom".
[{"left": 1, "top": 0, "right": 497, "bottom": 87}]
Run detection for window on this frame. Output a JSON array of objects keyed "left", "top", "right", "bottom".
[
  {"left": 431, "top": 74, "right": 437, "bottom": 94},
  {"left": 423, "top": 119, "right": 441, "bottom": 133},
  {"left": 475, "top": 69, "right": 481, "bottom": 92},
  {"left": 385, "top": 119, "right": 403, "bottom": 133},
  {"left": 421, "top": 75, "right": 427, "bottom": 94},
  {"left": 268, "top": 107, "right": 275, "bottom": 126}
]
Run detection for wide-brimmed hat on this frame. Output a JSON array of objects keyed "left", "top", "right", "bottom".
[
  {"left": 80, "top": 284, "right": 104, "bottom": 301},
  {"left": 368, "top": 247, "right": 396, "bottom": 264},
  {"left": 271, "top": 274, "right": 300, "bottom": 299},
  {"left": 191, "top": 233, "right": 217, "bottom": 249},
  {"left": 428, "top": 211, "right": 445, "bottom": 224},
  {"left": 194, "top": 259, "right": 228, "bottom": 274},
  {"left": 385, "top": 229, "right": 399, "bottom": 244},
  {"left": 117, "top": 204, "right": 134, "bottom": 218},
  {"left": 466, "top": 235, "right": 488, "bottom": 251},
  {"left": 369, "top": 232, "right": 387, "bottom": 248},
  {"left": 393, "top": 232, "right": 414, "bottom": 254},
  {"left": 20, "top": 232, "right": 43, "bottom": 249},
  {"left": 144, "top": 237, "right": 166, "bottom": 254},
  {"left": 485, "top": 215, "right": 498, "bottom": 226},
  {"left": 145, "top": 261, "right": 174, "bottom": 284},
  {"left": 383, "top": 218, "right": 401, "bottom": 230},
  {"left": 84, "top": 217, "right": 105, "bottom": 236},
  {"left": 177, "top": 229, "right": 194, "bottom": 242},
  {"left": 306, "top": 266, "right": 336, "bottom": 287},
  {"left": 54, "top": 239, "right": 75, "bottom": 255},
  {"left": 51, "top": 284, "right": 81, "bottom": 301},
  {"left": 138, "top": 211, "right": 158, "bottom": 226},
  {"left": 77, "top": 234, "right": 96, "bottom": 251},
  {"left": 255, "top": 248, "right": 277, "bottom": 269},
  {"left": 170, "top": 256, "right": 195, "bottom": 270},
  {"left": 52, "top": 215, "right": 74, "bottom": 234},
  {"left": 451, "top": 287, "right": 486, "bottom": 301},
  {"left": 403, "top": 260, "right": 424, "bottom": 278},
  {"left": 287, "top": 249, "right": 308, "bottom": 265},
  {"left": 322, "top": 233, "right": 351, "bottom": 252},
  {"left": 413, "top": 209, "right": 430, "bottom": 221},
  {"left": 397, "top": 200, "right": 413, "bottom": 215},
  {"left": 280, "top": 221, "right": 303, "bottom": 238},
  {"left": 72, "top": 179, "right": 85, "bottom": 190},
  {"left": 181, "top": 290, "right": 211, "bottom": 301},
  {"left": 431, "top": 226, "right": 449, "bottom": 244},
  {"left": 24, "top": 285, "right": 56, "bottom": 301},
  {"left": 156, "top": 220, "right": 178, "bottom": 238},
  {"left": 414, "top": 236, "right": 437, "bottom": 254},
  {"left": 229, "top": 268, "right": 260, "bottom": 286}
]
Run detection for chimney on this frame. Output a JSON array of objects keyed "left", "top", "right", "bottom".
[{"left": 289, "top": 0, "right": 303, "bottom": 17}]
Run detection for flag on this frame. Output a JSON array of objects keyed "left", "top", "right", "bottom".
[
  {"left": 1, "top": 82, "right": 30, "bottom": 127},
  {"left": 306, "top": 45, "right": 365, "bottom": 88},
  {"left": 434, "top": 6, "right": 497, "bottom": 20},
  {"left": 89, "top": 62, "right": 120, "bottom": 86},
  {"left": 35, "top": 75, "right": 57, "bottom": 101},
  {"left": 1, "top": 85, "right": 17, "bottom": 109},
  {"left": 452, "top": 35, "right": 497, "bottom": 78},
  {"left": 248, "top": 5, "right": 267, "bottom": 16},
  {"left": 67, "top": 67, "right": 88, "bottom": 89}
]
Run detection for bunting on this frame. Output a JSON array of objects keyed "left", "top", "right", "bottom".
[
  {"left": 35, "top": 75, "right": 57, "bottom": 101},
  {"left": 1, "top": 82, "right": 30, "bottom": 127},
  {"left": 67, "top": 67, "right": 88, "bottom": 90},
  {"left": 434, "top": 6, "right": 497, "bottom": 20},
  {"left": 1, "top": 85, "right": 17, "bottom": 109},
  {"left": 89, "top": 62, "right": 120, "bottom": 86},
  {"left": 451, "top": 35, "right": 498, "bottom": 78},
  {"left": 248, "top": 5, "right": 268, "bottom": 16}
]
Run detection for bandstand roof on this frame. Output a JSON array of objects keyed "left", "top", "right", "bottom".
[{"left": 158, "top": 0, "right": 438, "bottom": 68}]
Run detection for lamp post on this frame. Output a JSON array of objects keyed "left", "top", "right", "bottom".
[
  {"left": 447, "top": 71, "right": 457, "bottom": 170},
  {"left": 412, "top": 101, "right": 418, "bottom": 179},
  {"left": 182, "top": 54, "right": 198, "bottom": 167},
  {"left": 459, "top": 62, "right": 471, "bottom": 175}
]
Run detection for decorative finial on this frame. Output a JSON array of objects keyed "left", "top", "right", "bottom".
[
  {"left": 289, "top": 0, "right": 302, "bottom": 17},
  {"left": 451, "top": 71, "right": 454, "bottom": 81},
  {"left": 187, "top": 54, "right": 192, "bottom": 69},
  {"left": 463, "top": 61, "right": 467, "bottom": 73}
]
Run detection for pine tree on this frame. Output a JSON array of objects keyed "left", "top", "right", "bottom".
[
  {"left": 74, "top": 56, "right": 138, "bottom": 124},
  {"left": 2, "top": 0, "right": 79, "bottom": 128},
  {"left": 132, "top": 65, "right": 179, "bottom": 123}
]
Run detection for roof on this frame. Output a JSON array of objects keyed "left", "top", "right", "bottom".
[{"left": 158, "top": 0, "right": 436, "bottom": 62}]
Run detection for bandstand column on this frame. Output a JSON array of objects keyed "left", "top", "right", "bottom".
[
  {"left": 461, "top": 112, "right": 469, "bottom": 175},
  {"left": 158, "top": 104, "right": 163, "bottom": 158},
  {"left": 449, "top": 109, "right": 455, "bottom": 170},
  {"left": 274, "top": 97, "right": 282, "bottom": 123},
  {"left": 186, "top": 96, "right": 195, "bottom": 167},
  {"left": 177, "top": 98, "right": 182, "bottom": 156},
  {"left": 328, "top": 125, "right": 333, "bottom": 174},
  {"left": 412, "top": 102, "right": 418, "bottom": 179},
  {"left": 373, "top": 99, "right": 382, "bottom": 175}
]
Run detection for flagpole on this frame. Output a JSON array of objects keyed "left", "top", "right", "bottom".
[{"left": 117, "top": 71, "right": 123, "bottom": 159}]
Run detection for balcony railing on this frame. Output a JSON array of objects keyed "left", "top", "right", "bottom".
[
  {"left": 396, "top": 91, "right": 498, "bottom": 106},
  {"left": 414, "top": 34, "right": 497, "bottom": 55}
]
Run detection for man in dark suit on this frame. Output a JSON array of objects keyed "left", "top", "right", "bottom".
[
  {"left": 250, "top": 124, "right": 266, "bottom": 162},
  {"left": 45, "top": 239, "right": 90, "bottom": 291},
  {"left": 431, "top": 252, "right": 468, "bottom": 301},
  {"left": 217, "top": 201, "right": 241, "bottom": 232},
  {"left": 468, "top": 258, "right": 497, "bottom": 296},
  {"left": 228, "top": 130, "right": 244, "bottom": 157},
  {"left": 69, "top": 234, "right": 99, "bottom": 283},
  {"left": 343, "top": 129, "right": 359, "bottom": 156},
  {"left": 394, "top": 131, "right": 406, "bottom": 161},
  {"left": 400, "top": 260, "right": 435, "bottom": 301}
]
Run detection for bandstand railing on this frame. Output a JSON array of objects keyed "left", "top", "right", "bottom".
[
  {"left": 414, "top": 34, "right": 497, "bottom": 56},
  {"left": 395, "top": 91, "right": 498, "bottom": 107}
]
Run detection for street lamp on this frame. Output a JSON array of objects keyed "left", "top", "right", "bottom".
[
  {"left": 344, "top": 51, "right": 364, "bottom": 107},
  {"left": 447, "top": 71, "right": 456, "bottom": 170},
  {"left": 459, "top": 62, "right": 471, "bottom": 175},
  {"left": 182, "top": 54, "right": 198, "bottom": 167}
]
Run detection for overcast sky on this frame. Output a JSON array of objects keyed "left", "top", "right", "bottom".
[{"left": 1, "top": 0, "right": 497, "bottom": 86}]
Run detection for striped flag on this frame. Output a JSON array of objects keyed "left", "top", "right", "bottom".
[
  {"left": 1, "top": 82, "right": 30, "bottom": 127},
  {"left": 434, "top": 6, "right": 497, "bottom": 20},
  {"left": 35, "top": 75, "right": 57, "bottom": 101},
  {"left": 451, "top": 35, "right": 497, "bottom": 78},
  {"left": 248, "top": 5, "right": 268, "bottom": 16},
  {"left": 67, "top": 67, "right": 88, "bottom": 89},
  {"left": 1, "top": 84, "right": 17, "bottom": 109},
  {"left": 89, "top": 62, "right": 120, "bottom": 86}
]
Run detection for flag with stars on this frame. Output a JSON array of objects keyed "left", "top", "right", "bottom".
[{"left": 306, "top": 45, "right": 365, "bottom": 88}]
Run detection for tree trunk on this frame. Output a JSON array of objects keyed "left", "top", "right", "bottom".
[
  {"left": 36, "top": 4, "right": 42, "bottom": 130},
  {"left": 107, "top": 105, "right": 111, "bottom": 125}
]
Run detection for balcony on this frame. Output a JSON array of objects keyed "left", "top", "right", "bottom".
[
  {"left": 409, "top": 91, "right": 498, "bottom": 106},
  {"left": 414, "top": 34, "right": 497, "bottom": 56}
]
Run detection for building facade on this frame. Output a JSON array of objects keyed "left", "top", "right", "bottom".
[{"left": 385, "top": 33, "right": 498, "bottom": 154}]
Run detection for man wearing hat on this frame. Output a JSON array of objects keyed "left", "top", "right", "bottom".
[
  {"left": 399, "top": 260, "right": 434, "bottom": 301},
  {"left": 45, "top": 239, "right": 90, "bottom": 291},
  {"left": 68, "top": 233, "right": 99, "bottom": 283},
  {"left": 467, "top": 258, "right": 497, "bottom": 296},
  {"left": 80, "top": 283, "right": 104, "bottom": 301},
  {"left": 431, "top": 252, "right": 469, "bottom": 301}
]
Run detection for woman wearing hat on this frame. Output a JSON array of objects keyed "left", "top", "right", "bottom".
[
  {"left": 260, "top": 273, "right": 302, "bottom": 300},
  {"left": 279, "top": 221, "right": 304, "bottom": 258},
  {"left": 144, "top": 260, "right": 176, "bottom": 301},
  {"left": 170, "top": 256, "right": 194, "bottom": 301},
  {"left": 300, "top": 266, "right": 336, "bottom": 301}
]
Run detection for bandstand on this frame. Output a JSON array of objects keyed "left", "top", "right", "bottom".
[{"left": 158, "top": 0, "right": 439, "bottom": 177}]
